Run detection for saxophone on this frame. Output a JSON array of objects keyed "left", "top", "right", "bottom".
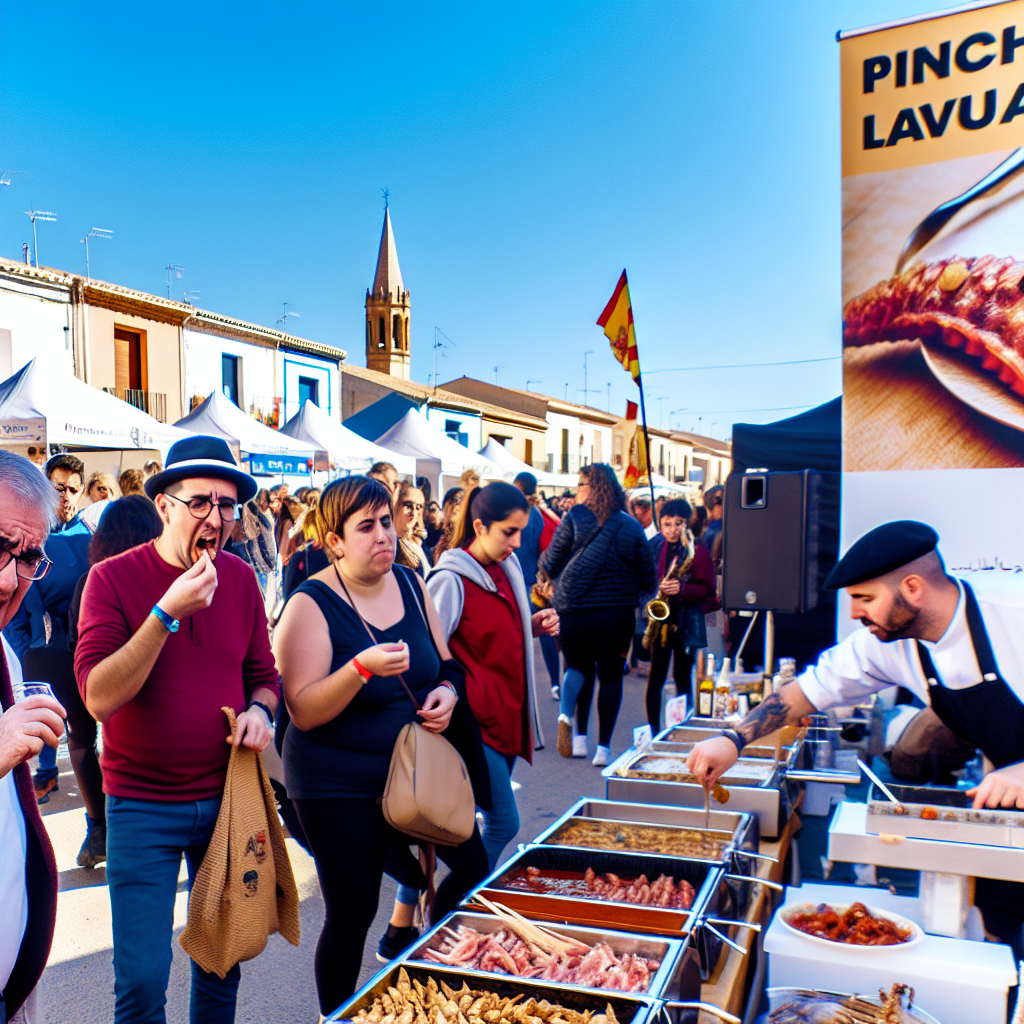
[{"left": 642, "top": 530, "right": 696, "bottom": 651}]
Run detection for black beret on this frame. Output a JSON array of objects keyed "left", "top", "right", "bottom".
[{"left": 824, "top": 520, "right": 939, "bottom": 590}]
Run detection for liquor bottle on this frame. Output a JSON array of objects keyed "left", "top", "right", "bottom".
[
  {"left": 698, "top": 654, "right": 715, "bottom": 718},
  {"left": 713, "top": 657, "right": 732, "bottom": 719}
]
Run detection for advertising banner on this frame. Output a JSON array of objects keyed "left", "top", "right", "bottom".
[{"left": 840, "top": 0, "right": 1024, "bottom": 631}]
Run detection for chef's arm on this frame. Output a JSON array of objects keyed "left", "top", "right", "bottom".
[{"left": 735, "top": 682, "right": 816, "bottom": 746}]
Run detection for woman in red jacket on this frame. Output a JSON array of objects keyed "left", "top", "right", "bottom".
[{"left": 644, "top": 498, "right": 716, "bottom": 731}]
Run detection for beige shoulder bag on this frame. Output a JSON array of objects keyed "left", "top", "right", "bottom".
[{"left": 334, "top": 565, "right": 476, "bottom": 846}]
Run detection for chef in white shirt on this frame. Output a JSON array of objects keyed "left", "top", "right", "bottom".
[
  {"left": 0, "top": 450, "right": 66, "bottom": 1023},
  {"left": 688, "top": 519, "right": 1024, "bottom": 954}
]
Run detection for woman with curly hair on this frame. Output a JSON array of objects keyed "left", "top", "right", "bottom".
[{"left": 541, "top": 463, "right": 655, "bottom": 766}]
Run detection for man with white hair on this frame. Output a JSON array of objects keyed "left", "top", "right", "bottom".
[{"left": 0, "top": 450, "right": 65, "bottom": 1022}]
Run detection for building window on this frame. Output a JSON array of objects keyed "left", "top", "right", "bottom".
[
  {"left": 222, "top": 354, "right": 241, "bottom": 406},
  {"left": 366, "top": 320, "right": 371, "bottom": 348},
  {"left": 393, "top": 314, "right": 402, "bottom": 350},
  {"left": 561, "top": 428, "right": 569, "bottom": 474},
  {"left": 379, "top": 317, "right": 386, "bottom": 350},
  {"left": 524, "top": 438, "right": 533, "bottom": 466},
  {"left": 298, "top": 375, "right": 319, "bottom": 407},
  {"left": 114, "top": 327, "right": 143, "bottom": 392}
]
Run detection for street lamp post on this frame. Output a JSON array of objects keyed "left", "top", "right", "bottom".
[
  {"left": 25, "top": 208, "right": 56, "bottom": 268},
  {"left": 80, "top": 227, "right": 112, "bottom": 279}
]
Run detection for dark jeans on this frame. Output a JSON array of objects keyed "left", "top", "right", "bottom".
[
  {"left": 295, "top": 796, "right": 490, "bottom": 1015},
  {"left": 645, "top": 635, "right": 697, "bottom": 732},
  {"left": 106, "top": 794, "right": 241, "bottom": 1024},
  {"left": 560, "top": 606, "right": 635, "bottom": 748},
  {"left": 538, "top": 633, "right": 560, "bottom": 688}
]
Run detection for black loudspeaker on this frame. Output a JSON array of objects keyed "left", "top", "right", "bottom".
[{"left": 722, "top": 469, "right": 821, "bottom": 614}]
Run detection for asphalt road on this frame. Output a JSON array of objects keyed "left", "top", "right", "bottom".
[{"left": 36, "top": 644, "right": 656, "bottom": 1023}]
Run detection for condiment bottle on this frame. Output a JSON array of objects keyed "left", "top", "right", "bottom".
[
  {"left": 713, "top": 657, "right": 732, "bottom": 719},
  {"left": 698, "top": 654, "right": 715, "bottom": 717}
]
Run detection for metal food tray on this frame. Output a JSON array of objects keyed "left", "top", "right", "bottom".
[
  {"left": 530, "top": 799, "right": 760, "bottom": 869},
  {"left": 603, "top": 750, "right": 792, "bottom": 839},
  {"left": 324, "top": 962, "right": 662, "bottom": 1024},
  {"left": 613, "top": 752, "right": 779, "bottom": 787},
  {"left": 655, "top": 725, "right": 799, "bottom": 763},
  {"left": 647, "top": 739, "right": 794, "bottom": 766},
  {"left": 865, "top": 781, "right": 1024, "bottom": 848},
  {"left": 402, "top": 910, "right": 700, "bottom": 1001},
  {"left": 464, "top": 845, "right": 722, "bottom": 938}
]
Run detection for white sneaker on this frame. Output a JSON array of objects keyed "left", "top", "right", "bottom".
[
  {"left": 592, "top": 745, "right": 611, "bottom": 767},
  {"left": 551, "top": 685, "right": 560, "bottom": 701},
  {"left": 572, "top": 735, "right": 588, "bottom": 758}
]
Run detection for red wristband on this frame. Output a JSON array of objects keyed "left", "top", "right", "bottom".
[{"left": 351, "top": 657, "right": 373, "bottom": 682}]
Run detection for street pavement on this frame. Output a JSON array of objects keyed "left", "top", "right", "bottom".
[{"left": 35, "top": 644, "right": 656, "bottom": 1023}]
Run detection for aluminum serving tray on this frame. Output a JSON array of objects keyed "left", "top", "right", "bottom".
[
  {"left": 654, "top": 726, "right": 798, "bottom": 764},
  {"left": 865, "top": 781, "right": 1024, "bottom": 848},
  {"left": 603, "top": 750, "right": 792, "bottom": 839},
  {"left": 324, "top": 962, "right": 662, "bottom": 1024},
  {"left": 402, "top": 910, "right": 700, "bottom": 1001},
  {"left": 647, "top": 740, "right": 794, "bottom": 767},
  {"left": 529, "top": 799, "right": 760, "bottom": 870}
]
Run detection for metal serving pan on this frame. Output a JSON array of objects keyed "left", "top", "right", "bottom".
[
  {"left": 324, "top": 962, "right": 663, "bottom": 1024},
  {"left": 402, "top": 910, "right": 699, "bottom": 1001}
]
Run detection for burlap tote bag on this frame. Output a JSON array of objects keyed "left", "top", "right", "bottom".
[{"left": 179, "top": 707, "right": 300, "bottom": 978}]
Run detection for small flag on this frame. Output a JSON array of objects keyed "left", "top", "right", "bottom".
[
  {"left": 623, "top": 400, "right": 647, "bottom": 489},
  {"left": 598, "top": 270, "right": 640, "bottom": 385}
]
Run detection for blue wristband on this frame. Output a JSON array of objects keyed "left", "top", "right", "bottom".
[{"left": 151, "top": 605, "right": 180, "bottom": 633}]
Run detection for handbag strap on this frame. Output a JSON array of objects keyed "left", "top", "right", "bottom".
[{"left": 333, "top": 563, "right": 421, "bottom": 712}]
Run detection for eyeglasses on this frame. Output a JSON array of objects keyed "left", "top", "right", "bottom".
[
  {"left": 164, "top": 493, "right": 238, "bottom": 521},
  {"left": 0, "top": 549, "right": 52, "bottom": 581}
]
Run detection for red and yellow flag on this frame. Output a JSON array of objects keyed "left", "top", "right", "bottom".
[
  {"left": 622, "top": 400, "right": 647, "bottom": 489},
  {"left": 598, "top": 270, "right": 639, "bottom": 385}
]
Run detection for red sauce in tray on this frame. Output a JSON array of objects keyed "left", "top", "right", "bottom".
[{"left": 498, "top": 865, "right": 695, "bottom": 909}]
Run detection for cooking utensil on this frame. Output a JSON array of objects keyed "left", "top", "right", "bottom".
[
  {"left": 895, "top": 146, "right": 1024, "bottom": 273},
  {"left": 857, "top": 758, "right": 901, "bottom": 807}
]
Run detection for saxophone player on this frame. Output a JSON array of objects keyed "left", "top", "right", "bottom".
[{"left": 643, "top": 499, "right": 717, "bottom": 731}]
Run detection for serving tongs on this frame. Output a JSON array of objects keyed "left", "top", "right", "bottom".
[
  {"left": 895, "top": 146, "right": 1024, "bottom": 273},
  {"left": 658, "top": 1003, "right": 740, "bottom": 1024}
]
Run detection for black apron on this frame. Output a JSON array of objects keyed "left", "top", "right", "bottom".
[{"left": 915, "top": 580, "right": 1024, "bottom": 933}]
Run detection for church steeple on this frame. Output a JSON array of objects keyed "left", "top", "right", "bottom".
[{"left": 365, "top": 207, "right": 411, "bottom": 379}]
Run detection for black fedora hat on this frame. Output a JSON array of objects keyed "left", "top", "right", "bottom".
[{"left": 144, "top": 435, "right": 257, "bottom": 503}]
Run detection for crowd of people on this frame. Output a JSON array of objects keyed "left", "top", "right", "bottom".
[{"left": 0, "top": 442, "right": 723, "bottom": 1023}]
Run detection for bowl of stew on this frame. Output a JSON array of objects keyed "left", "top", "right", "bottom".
[{"left": 778, "top": 900, "right": 923, "bottom": 951}]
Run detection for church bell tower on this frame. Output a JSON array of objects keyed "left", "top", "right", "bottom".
[{"left": 365, "top": 207, "right": 411, "bottom": 379}]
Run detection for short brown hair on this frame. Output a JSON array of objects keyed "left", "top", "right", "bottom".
[
  {"left": 314, "top": 476, "right": 392, "bottom": 560},
  {"left": 118, "top": 468, "right": 146, "bottom": 496}
]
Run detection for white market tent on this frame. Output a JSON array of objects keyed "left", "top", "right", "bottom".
[
  {"left": 477, "top": 437, "right": 559, "bottom": 486},
  {"left": 374, "top": 407, "right": 501, "bottom": 497},
  {"left": 0, "top": 359, "right": 189, "bottom": 453},
  {"left": 280, "top": 399, "right": 415, "bottom": 476}
]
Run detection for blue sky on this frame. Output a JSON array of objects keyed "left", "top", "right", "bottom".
[{"left": 1, "top": 0, "right": 943, "bottom": 438}]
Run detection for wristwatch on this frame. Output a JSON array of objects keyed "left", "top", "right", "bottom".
[
  {"left": 721, "top": 728, "right": 746, "bottom": 756},
  {"left": 248, "top": 700, "right": 274, "bottom": 725},
  {"left": 151, "top": 604, "right": 180, "bottom": 633}
]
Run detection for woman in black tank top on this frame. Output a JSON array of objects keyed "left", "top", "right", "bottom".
[{"left": 274, "top": 477, "right": 489, "bottom": 1015}]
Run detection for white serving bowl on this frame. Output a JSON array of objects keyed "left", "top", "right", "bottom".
[{"left": 777, "top": 901, "right": 924, "bottom": 951}]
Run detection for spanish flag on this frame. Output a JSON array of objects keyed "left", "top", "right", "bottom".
[
  {"left": 623, "top": 400, "right": 647, "bottom": 489},
  {"left": 598, "top": 270, "right": 640, "bottom": 385}
]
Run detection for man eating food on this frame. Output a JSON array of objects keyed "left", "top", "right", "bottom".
[{"left": 74, "top": 435, "right": 280, "bottom": 1024}]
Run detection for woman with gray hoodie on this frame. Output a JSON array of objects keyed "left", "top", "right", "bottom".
[{"left": 428, "top": 482, "right": 558, "bottom": 868}]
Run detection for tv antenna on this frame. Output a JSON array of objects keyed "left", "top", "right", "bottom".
[
  {"left": 382, "top": 187, "right": 390, "bottom": 210},
  {"left": 432, "top": 327, "right": 456, "bottom": 392},
  {"left": 277, "top": 302, "right": 301, "bottom": 329},
  {"left": 25, "top": 208, "right": 56, "bottom": 268},
  {"left": 165, "top": 264, "right": 185, "bottom": 299},
  {"left": 493, "top": 366, "right": 504, "bottom": 386},
  {"left": 526, "top": 380, "right": 542, "bottom": 392},
  {"left": 80, "top": 227, "right": 112, "bottom": 279},
  {"left": 1, "top": 170, "right": 30, "bottom": 187}
]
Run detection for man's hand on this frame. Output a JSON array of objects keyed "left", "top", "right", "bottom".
[
  {"left": 0, "top": 696, "right": 66, "bottom": 777},
  {"left": 531, "top": 609, "right": 559, "bottom": 637},
  {"left": 686, "top": 736, "right": 740, "bottom": 789},
  {"left": 229, "top": 705, "right": 274, "bottom": 753},
  {"left": 968, "top": 761, "right": 1024, "bottom": 809},
  {"left": 159, "top": 552, "right": 218, "bottom": 620},
  {"left": 417, "top": 686, "right": 458, "bottom": 733},
  {"left": 356, "top": 642, "right": 410, "bottom": 677},
  {"left": 660, "top": 578, "right": 681, "bottom": 596}
]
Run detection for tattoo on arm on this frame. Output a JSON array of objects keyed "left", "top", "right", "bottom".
[{"left": 737, "top": 693, "right": 790, "bottom": 744}]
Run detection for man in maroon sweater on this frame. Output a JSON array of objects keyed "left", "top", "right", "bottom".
[
  {"left": 0, "top": 450, "right": 63, "bottom": 1023},
  {"left": 75, "top": 436, "right": 280, "bottom": 1024}
]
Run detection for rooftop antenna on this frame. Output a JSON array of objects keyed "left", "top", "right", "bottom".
[
  {"left": 493, "top": 366, "right": 504, "bottom": 386},
  {"left": 607, "top": 382, "right": 612, "bottom": 412},
  {"left": 0, "top": 170, "right": 30, "bottom": 187},
  {"left": 526, "top": 380, "right": 542, "bottom": 392},
  {"left": 582, "top": 350, "right": 594, "bottom": 405},
  {"left": 165, "top": 264, "right": 185, "bottom": 299},
  {"left": 25, "top": 208, "right": 56, "bottom": 268},
  {"left": 433, "top": 327, "right": 456, "bottom": 393},
  {"left": 184, "top": 289, "right": 202, "bottom": 305},
  {"left": 80, "top": 227, "right": 112, "bottom": 279},
  {"left": 277, "top": 302, "right": 300, "bottom": 330},
  {"left": 382, "top": 187, "right": 390, "bottom": 210}
]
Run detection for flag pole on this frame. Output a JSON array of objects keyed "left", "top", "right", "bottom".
[{"left": 630, "top": 322, "right": 658, "bottom": 523}]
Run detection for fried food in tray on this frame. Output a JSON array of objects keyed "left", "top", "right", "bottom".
[
  {"left": 346, "top": 967, "right": 623, "bottom": 1024},
  {"left": 614, "top": 754, "right": 775, "bottom": 785},
  {"left": 499, "top": 865, "right": 695, "bottom": 909},
  {"left": 784, "top": 902, "right": 913, "bottom": 946},
  {"left": 546, "top": 818, "right": 730, "bottom": 861}
]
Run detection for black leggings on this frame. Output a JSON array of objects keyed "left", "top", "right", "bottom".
[
  {"left": 295, "top": 796, "right": 490, "bottom": 1015},
  {"left": 560, "top": 606, "right": 635, "bottom": 748},
  {"left": 23, "top": 646, "right": 105, "bottom": 822},
  {"left": 645, "top": 635, "right": 696, "bottom": 732}
]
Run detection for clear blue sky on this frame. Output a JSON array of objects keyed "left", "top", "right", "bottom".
[{"left": 1, "top": 0, "right": 942, "bottom": 438}]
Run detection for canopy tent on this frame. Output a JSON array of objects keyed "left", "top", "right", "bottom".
[
  {"left": 374, "top": 407, "right": 500, "bottom": 497},
  {"left": 280, "top": 400, "right": 415, "bottom": 476},
  {"left": 344, "top": 392, "right": 420, "bottom": 442},
  {"left": 175, "top": 390, "right": 324, "bottom": 476},
  {"left": 477, "top": 437, "right": 559, "bottom": 485},
  {"left": 0, "top": 359, "right": 189, "bottom": 453},
  {"left": 728, "top": 397, "right": 842, "bottom": 672}
]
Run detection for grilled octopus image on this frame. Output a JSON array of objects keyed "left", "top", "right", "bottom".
[{"left": 843, "top": 255, "right": 1024, "bottom": 397}]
